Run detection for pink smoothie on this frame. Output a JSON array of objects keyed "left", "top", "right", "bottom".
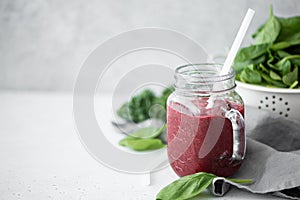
[{"left": 167, "top": 100, "right": 244, "bottom": 177}]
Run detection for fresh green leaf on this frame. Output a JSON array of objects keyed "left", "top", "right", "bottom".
[
  {"left": 270, "top": 70, "right": 281, "bottom": 80},
  {"left": 275, "top": 55, "right": 300, "bottom": 75},
  {"left": 156, "top": 172, "right": 217, "bottom": 200},
  {"left": 261, "top": 73, "right": 287, "bottom": 88},
  {"left": 156, "top": 172, "right": 253, "bottom": 200},
  {"left": 234, "top": 44, "right": 270, "bottom": 63},
  {"left": 253, "top": 54, "right": 267, "bottom": 64},
  {"left": 232, "top": 61, "right": 249, "bottom": 74},
  {"left": 119, "top": 124, "right": 166, "bottom": 151},
  {"left": 277, "top": 50, "right": 291, "bottom": 58},
  {"left": 276, "top": 59, "right": 291, "bottom": 76},
  {"left": 117, "top": 87, "right": 173, "bottom": 123},
  {"left": 289, "top": 39, "right": 300, "bottom": 46},
  {"left": 128, "top": 90, "right": 156, "bottom": 122},
  {"left": 240, "top": 65, "right": 262, "bottom": 84},
  {"left": 234, "top": 6, "right": 300, "bottom": 89},
  {"left": 276, "top": 16, "right": 300, "bottom": 42},
  {"left": 254, "top": 6, "right": 281, "bottom": 44},
  {"left": 252, "top": 23, "right": 266, "bottom": 39},
  {"left": 270, "top": 42, "right": 291, "bottom": 51},
  {"left": 119, "top": 137, "right": 166, "bottom": 151},
  {"left": 130, "top": 124, "right": 166, "bottom": 139},
  {"left": 282, "top": 67, "right": 298, "bottom": 86}
]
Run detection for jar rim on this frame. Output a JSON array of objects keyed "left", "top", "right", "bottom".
[{"left": 175, "top": 63, "right": 235, "bottom": 83}]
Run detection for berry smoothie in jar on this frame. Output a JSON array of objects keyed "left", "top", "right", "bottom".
[{"left": 167, "top": 64, "right": 245, "bottom": 177}]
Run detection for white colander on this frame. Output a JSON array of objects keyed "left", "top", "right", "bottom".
[{"left": 236, "top": 81, "right": 300, "bottom": 121}]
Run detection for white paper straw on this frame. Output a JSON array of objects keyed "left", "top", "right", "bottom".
[{"left": 220, "top": 8, "right": 255, "bottom": 75}]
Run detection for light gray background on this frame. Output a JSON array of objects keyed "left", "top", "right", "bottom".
[{"left": 1, "top": 0, "right": 299, "bottom": 91}]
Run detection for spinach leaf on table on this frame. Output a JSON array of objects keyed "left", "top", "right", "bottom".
[
  {"left": 129, "top": 124, "right": 166, "bottom": 139},
  {"left": 119, "top": 137, "right": 166, "bottom": 151},
  {"left": 156, "top": 172, "right": 252, "bottom": 200},
  {"left": 156, "top": 172, "right": 217, "bottom": 200},
  {"left": 116, "top": 87, "right": 173, "bottom": 151},
  {"left": 119, "top": 124, "right": 166, "bottom": 151}
]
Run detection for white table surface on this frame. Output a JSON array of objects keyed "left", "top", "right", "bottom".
[{"left": 0, "top": 91, "right": 283, "bottom": 200}]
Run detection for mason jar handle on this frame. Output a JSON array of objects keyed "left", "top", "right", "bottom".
[{"left": 224, "top": 108, "right": 245, "bottom": 163}]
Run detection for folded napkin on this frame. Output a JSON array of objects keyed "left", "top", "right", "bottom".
[{"left": 211, "top": 106, "right": 300, "bottom": 199}]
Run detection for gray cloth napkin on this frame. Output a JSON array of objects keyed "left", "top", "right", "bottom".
[{"left": 211, "top": 106, "right": 300, "bottom": 199}]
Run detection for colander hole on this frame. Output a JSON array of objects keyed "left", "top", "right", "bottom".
[
  {"left": 285, "top": 114, "right": 288, "bottom": 118},
  {"left": 287, "top": 108, "right": 290, "bottom": 111},
  {"left": 266, "top": 104, "right": 269, "bottom": 108},
  {"left": 279, "top": 97, "right": 283, "bottom": 101},
  {"left": 272, "top": 101, "right": 275, "bottom": 104},
  {"left": 260, "top": 100, "right": 263, "bottom": 103},
  {"left": 272, "top": 95, "right": 275, "bottom": 99},
  {"left": 279, "top": 112, "right": 283, "bottom": 115},
  {"left": 272, "top": 108, "right": 276, "bottom": 111},
  {"left": 258, "top": 106, "right": 261, "bottom": 109},
  {"left": 265, "top": 97, "right": 269, "bottom": 100},
  {"left": 285, "top": 102, "right": 288, "bottom": 105}
]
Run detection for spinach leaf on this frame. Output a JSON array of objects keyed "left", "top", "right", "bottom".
[
  {"left": 119, "top": 125, "right": 166, "bottom": 151},
  {"left": 289, "top": 39, "right": 300, "bottom": 46},
  {"left": 276, "top": 55, "right": 300, "bottom": 75},
  {"left": 275, "top": 59, "right": 291, "bottom": 76},
  {"left": 128, "top": 90, "right": 156, "bottom": 122},
  {"left": 156, "top": 172, "right": 253, "bottom": 200},
  {"left": 234, "top": 44, "right": 270, "bottom": 63},
  {"left": 156, "top": 172, "right": 216, "bottom": 200},
  {"left": 130, "top": 124, "right": 166, "bottom": 139},
  {"left": 234, "top": 6, "right": 300, "bottom": 89},
  {"left": 119, "top": 137, "right": 165, "bottom": 151},
  {"left": 254, "top": 6, "right": 281, "bottom": 44},
  {"left": 117, "top": 87, "right": 173, "bottom": 123},
  {"left": 276, "top": 16, "right": 300, "bottom": 42},
  {"left": 270, "top": 42, "right": 291, "bottom": 51},
  {"left": 261, "top": 73, "right": 287, "bottom": 88},
  {"left": 282, "top": 67, "right": 298, "bottom": 86},
  {"left": 270, "top": 70, "right": 281, "bottom": 80},
  {"left": 277, "top": 50, "right": 291, "bottom": 58},
  {"left": 252, "top": 23, "right": 266, "bottom": 39},
  {"left": 270, "top": 40, "right": 300, "bottom": 51},
  {"left": 239, "top": 65, "right": 262, "bottom": 84},
  {"left": 233, "top": 44, "right": 269, "bottom": 74}
]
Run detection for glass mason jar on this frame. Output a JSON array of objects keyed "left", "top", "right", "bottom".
[{"left": 167, "top": 63, "right": 245, "bottom": 177}]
